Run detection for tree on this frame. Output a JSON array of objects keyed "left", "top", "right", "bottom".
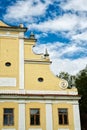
[
  {"left": 75, "top": 66, "right": 87, "bottom": 113},
  {"left": 75, "top": 65, "right": 87, "bottom": 130}
]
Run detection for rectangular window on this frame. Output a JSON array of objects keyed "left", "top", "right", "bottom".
[
  {"left": 3, "top": 108, "right": 14, "bottom": 126},
  {"left": 58, "top": 108, "right": 68, "bottom": 125},
  {"left": 30, "top": 108, "right": 40, "bottom": 125}
]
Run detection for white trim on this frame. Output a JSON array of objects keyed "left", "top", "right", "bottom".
[
  {"left": 0, "top": 90, "right": 78, "bottom": 95},
  {"left": 0, "top": 99, "right": 80, "bottom": 105},
  {"left": 46, "top": 103, "right": 53, "bottom": 130},
  {"left": 73, "top": 102, "right": 81, "bottom": 130},
  {"left": 0, "top": 34, "right": 18, "bottom": 38},
  {"left": 19, "top": 32, "right": 24, "bottom": 89},
  {"left": 19, "top": 103, "right": 25, "bottom": 130}
]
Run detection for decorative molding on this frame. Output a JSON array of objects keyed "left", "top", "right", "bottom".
[
  {"left": 0, "top": 33, "right": 18, "bottom": 38},
  {"left": 24, "top": 59, "right": 51, "bottom": 64},
  {"left": 0, "top": 26, "right": 27, "bottom": 32},
  {"left": 0, "top": 78, "right": 16, "bottom": 87},
  {"left": 0, "top": 90, "right": 79, "bottom": 96},
  {"left": 59, "top": 79, "right": 68, "bottom": 89}
]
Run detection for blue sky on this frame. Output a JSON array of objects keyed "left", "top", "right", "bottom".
[{"left": 0, "top": 0, "right": 87, "bottom": 75}]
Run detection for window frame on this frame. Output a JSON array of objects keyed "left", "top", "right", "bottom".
[
  {"left": 30, "top": 108, "right": 40, "bottom": 126},
  {"left": 3, "top": 108, "right": 14, "bottom": 126},
  {"left": 58, "top": 108, "right": 69, "bottom": 125}
]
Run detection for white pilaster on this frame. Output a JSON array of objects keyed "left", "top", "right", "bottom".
[
  {"left": 73, "top": 101, "right": 81, "bottom": 130},
  {"left": 46, "top": 103, "right": 53, "bottom": 130},
  {"left": 19, "top": 103, "right": 25, "bottom": 130},
  {"left": 19, "top": 32, "right": 24, "bottom": 89}
]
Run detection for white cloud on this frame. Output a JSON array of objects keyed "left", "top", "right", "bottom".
[
  {"left": 33, "top": 42, "right": 87, "bottom": 75},
  {"left": 29, "top": 14, "right": 78, "bottom": 31},
  {"left": 50, "top": 57, "right": 87, "bottom": 75},
  {"left": 4, "top": 0, "right": 51, "bottom": 22},
  {"left": 61, "top": 0, "right": 87, "bottom": 11},
  {"left": 72, "top": 31, "right": 87, "bottom": 41},
  {"left": 29, "top": 12, "right": 87, "bottom": 42},
  {"left": 3, "top": 0, "right": 87, "bottom": 75}
]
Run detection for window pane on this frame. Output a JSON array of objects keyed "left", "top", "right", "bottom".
[
  {"left": 58, "top": 108, "right": 68, "bottom": 125},
  {"left": 64, "top": 115, "right": 68, "bottom": 124},
  {"left": 30, "top": 115, "right": 34, "bottom": 125},
  {"left": 30, "top": 108, "right": 40, "bottom": 125},
  {"left": 4, "top": 115, "right": 8, "bottom": 125},
  {"left": 59, "top": 108, "right": 67, "bottom": 113},
  {"left": 4, "top": 109, "right": 13, "bottom": 114},
  {"left": 36, "top": 115, "right": 40, "bottom": 125},
  {"left": 30, "top": 109, "right": 39, "bottom": 115},
  {"left": 3, "top": 108, "right": 14, "bottom": 126},
  {"left": 59, "top": 115, "right": 63, "bottom": 124},
  {"left": 9, "top": 115, "right": 14, "bottom": 125}
]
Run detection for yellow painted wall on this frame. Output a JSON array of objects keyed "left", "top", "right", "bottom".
[
  {"left": 0, "top": 102, "right": 18, "bottom": 130},
  {"left": 0, "top": 37, "right": 19, "bottom": 89},
  {"left": 53, "top": 103, "right": 74, "bottom": 130},
  {"left": 26, "top": 102, "right": 46, "bottom": 130},
  {"left": 25, "top": 63, "right": 62, "bottom": 90},
  {"left": 24, "top": 40, "right": 78, "bottom": 93},
  {"left": 24, "top": 41, "right": 41, "bottom": 60},
  {"left": 0, "top": 101, "right": 75, "bottom": 130}
]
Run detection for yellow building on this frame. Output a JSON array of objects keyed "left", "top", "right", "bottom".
[{"left": 0, "top": 21, "right": 81, "bottom": 130}]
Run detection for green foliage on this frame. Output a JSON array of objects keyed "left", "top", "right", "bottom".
[{"left": 75, "top": 67, "right": 87, "bottom": 113}]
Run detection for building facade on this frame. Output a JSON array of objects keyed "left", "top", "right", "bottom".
[{"left": 0, "top": 21, "right": 81, "bottom": 130}]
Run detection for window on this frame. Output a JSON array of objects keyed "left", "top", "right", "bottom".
[
  {"left": 5, "top": 62, "right": 11, "bottom": 67},
  {"left": 30, "top": 109, "right": 40, "bottom": 125},
  {"left": 3, "top": 108, "right": 14, "bottom": 126},
  {"left": 38, "top": 77, "right": 44, "bottom": 82},
  {"left": 58, "top": 108, "right": 68, "bottom": 125}
]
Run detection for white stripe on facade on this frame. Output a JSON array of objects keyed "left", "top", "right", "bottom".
[
  {"left": 0, "top": 90, "right": 78, "bottom": 95},
  {"left": 46, "top": 103, "right": 53, "bottom": 130},
  {"left": 0, "top": 34, "right": 18, "bottom": 38},
  {"left": 73, "top": 102, "right": 81, "bottom": 130},
  {"left": 19, "top": 103, "right": 25, "bottom": 130},
  {"left": 19, "top": 32, "right": 24, "bottom": 89}
]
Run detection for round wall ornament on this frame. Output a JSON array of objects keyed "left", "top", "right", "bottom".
[{"left": 59, "top": 79, "right": 68, "bottom": 89}]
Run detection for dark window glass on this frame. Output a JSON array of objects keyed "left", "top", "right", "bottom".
[
  {"left": 5, "top": 62, "right": 11, "bottom": 67},
  {"left": 38, "top": 77, "right": 44, "bottom": 82},
  {"left": 58, "top": 108, "right": 68, "bottom": 125},
  {"left": 59, "top": 115, "right": 63, "bottom": 124},
  {"left": 30, "top": 109, "right": 40, "bottom": 125},
  {"left": 36, "top": 115, "right": 40, "bottom": 125},
  {"left": 64, "top": 114, "right": 68, "bottom": 124},
  {"left": 3, "top": 108, "right": 14, "bottom": 126}
]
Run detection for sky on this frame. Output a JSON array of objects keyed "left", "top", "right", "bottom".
[{"left": 0, "top": 0, "right": 87, "bottom": 75}]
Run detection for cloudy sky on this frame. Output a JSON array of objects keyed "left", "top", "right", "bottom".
[{"left": 0, "top": 0, "right": 87, "bottom": 75}]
